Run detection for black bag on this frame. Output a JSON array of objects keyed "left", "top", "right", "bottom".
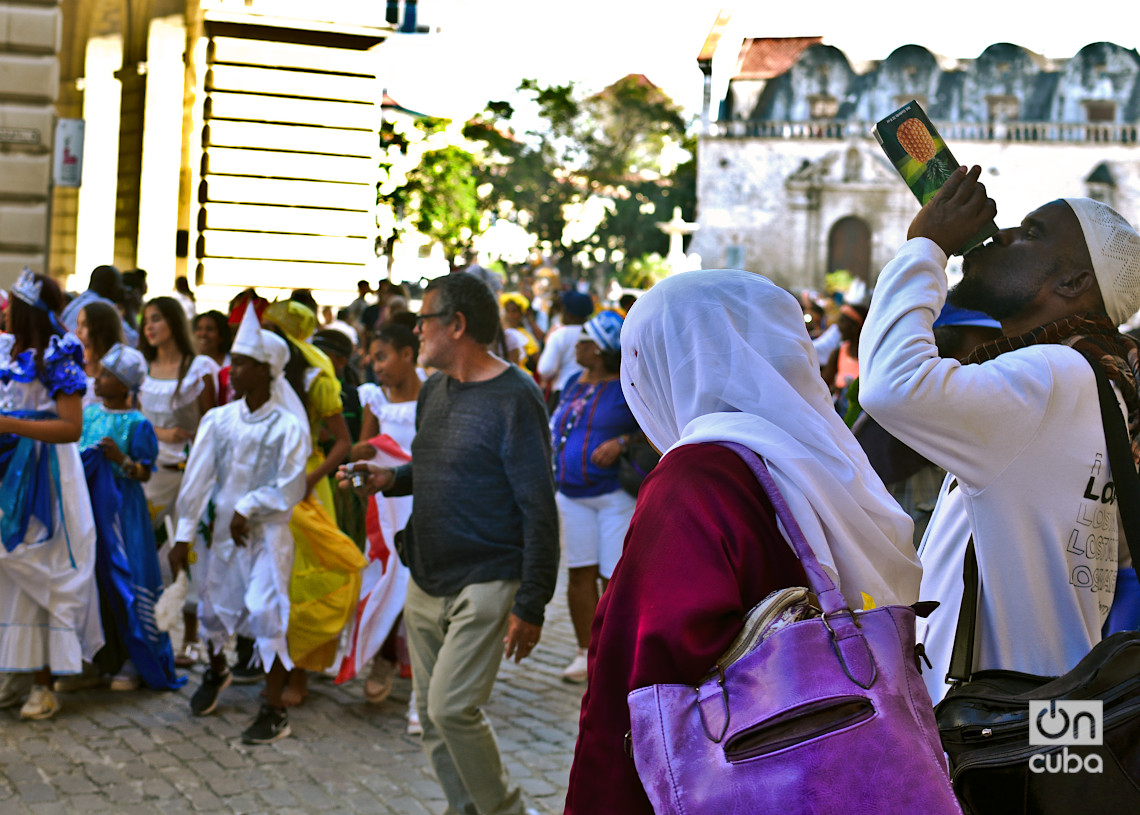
[
  {"left": 933, "top": 358, "right": 1140, "bottom": 814},
  {"left": 618, "top": 431, "right": 660, "bottom": 498}
]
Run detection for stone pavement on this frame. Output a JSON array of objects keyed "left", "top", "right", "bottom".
[{"left": 0, "top": 580, "right": 586, "bottom": 815}]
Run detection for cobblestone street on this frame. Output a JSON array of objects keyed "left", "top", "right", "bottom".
[{"left": 0, "top": 580, "right": 584, "bottom": 815}]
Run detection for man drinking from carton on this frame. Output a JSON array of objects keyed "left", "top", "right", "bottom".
[{"left": 859, "top": 165, "right": 1140, "bottom": 704}]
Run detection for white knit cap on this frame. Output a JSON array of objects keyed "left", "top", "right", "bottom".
[
  {"left": 100, "top": 343, "right": 147, "bottom": 390},
  {"left": 1063, "top": 198, "right": 1140, "bottom": 326},
  {"left": 231, "top": 301, "right": 289, "bottom": 378}
]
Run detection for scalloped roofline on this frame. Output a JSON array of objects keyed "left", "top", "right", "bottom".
[{"left": 730, "top": 38, "right": 1128, "bottom": 80}]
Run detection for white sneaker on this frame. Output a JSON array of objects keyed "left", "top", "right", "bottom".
[
  {"left": 407, "top": 707, "right": 423, "bottom": 736},
  {"left": 110, "top": 661, "right": 141, "bottom": 692},
  {"left": 406, "top": 690, "right": 423, "bottom": 736},
  {"left": 0, "top": 672, "right": 33, "bottom": 709},
  {"left": 20, "top": 686, "right": 60, "bottom": 720},
  {"left": 561, "top": 649, "right": 588, "bottom": 684}
]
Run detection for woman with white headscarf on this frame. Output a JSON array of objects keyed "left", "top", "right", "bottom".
[{"left": 565, "top": 269, "right": 922, "bottom": 815}]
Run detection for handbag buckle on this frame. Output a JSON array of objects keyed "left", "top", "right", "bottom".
[
  {"left": 822, "top": 608, "right": 878, "bottom": 690},
  {"left": 696, "top": 663, "right": 731, "bottom": 744},
  {"left": 820, "top": 607, "right": 856, "bottom": 635}
]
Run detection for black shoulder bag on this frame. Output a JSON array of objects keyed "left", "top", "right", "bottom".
[
  {"left": 933, "top": 357, "right": 1140, "bottom": 814},
  {"left": 618, "top": 430, "right": 661, "bottom": 498}
]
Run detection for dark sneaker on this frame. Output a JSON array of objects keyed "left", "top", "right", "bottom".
[
  {"left": 231, "top": 636, "right": 262, "bottom": 685},
  {"left": 241, "top": 704, "right": 291, "bottom": 745},
  {"left": 190, "top": 668, "right": 231, "bottom": 716}
]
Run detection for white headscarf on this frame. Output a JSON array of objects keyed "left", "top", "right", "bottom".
[
  {"left": 231, "top": 301, "right": 308, "bottom": 429},
  {"left": 620, "top": 270, "right": 922, "bottom": 607}
]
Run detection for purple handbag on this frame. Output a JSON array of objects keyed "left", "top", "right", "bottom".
[{"left": 627, "top": 442, "right": 962, "bottom": 815}]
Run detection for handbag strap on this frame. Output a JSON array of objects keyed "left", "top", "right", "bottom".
[
  {"left": 717, "top": 441, "right": 878, "bottom": 688},
  {"left": 946, "top": 355, "right": 1140, "bottom": 683},
  {"left": 1085, "top": 357, "right": 1140, "bottom": 549},
  {"left": 715, "top": 441, "right": 847, "bottom": 617}
]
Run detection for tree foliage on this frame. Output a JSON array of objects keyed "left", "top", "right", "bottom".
[
  {"left": 377, "top": 116, "right": 483, "bottom": 268},
  {"left": 464, "top": 75, "right": 695, "bottom": 280},
  {"left": 379, "top": 77, "right": 695, "bottom": 281}
]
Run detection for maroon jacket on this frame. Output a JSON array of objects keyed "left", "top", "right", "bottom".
[{"left": 565, "top": 443, "right": 808, "bottom": 814}]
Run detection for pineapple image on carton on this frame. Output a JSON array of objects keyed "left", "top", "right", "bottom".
[
  {"left": 896, "top": 117, "right": 951, "bottom": 194},
  {"left": 896, "top": 118, "right": 938, "bottom": 163},
  {"left": 873, "top": 99, "right": 997, "bottom": 252},
  {"left": 875, "top": 105, "right": 953, "bottom": 204}
]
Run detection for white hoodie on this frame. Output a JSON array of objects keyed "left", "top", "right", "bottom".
[{"left": 860, "top": 238, "right": 1122, "bottom": 704}]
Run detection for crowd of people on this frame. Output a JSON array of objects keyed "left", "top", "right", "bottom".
[
  {"left": 2, "top": 172, "right": 1140, "bottom": 814},
  {"left": 0, "top": 258, "right": 643, "bottom": 810}
]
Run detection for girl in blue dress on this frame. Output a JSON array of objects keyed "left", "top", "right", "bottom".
[
  {"left": 0, "top": 270, "right": 96, "bottom": 720},
  {"left": 80, "top": 343, "right": 185, "bottom": 691}
]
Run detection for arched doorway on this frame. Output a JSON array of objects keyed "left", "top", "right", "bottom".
[{"left": 827, "top": 216, "right": 871, "bottom": 285}]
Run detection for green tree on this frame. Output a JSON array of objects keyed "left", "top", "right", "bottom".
[
  {"left": 377, "top": 116, "right": 484, "bottom": 271},
  {"left": 465, "top": 75, "right": 695, "bottom": 281},
  {"left": 583, "top": 74, "right": 687, "bottom": 188},
  {"left": 464, "top": 85, "right": 584, "bottom": 275}
]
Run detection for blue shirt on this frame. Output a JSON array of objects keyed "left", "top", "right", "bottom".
[{"left": 550, "top": 373, "right": 639, "bottom": 498}]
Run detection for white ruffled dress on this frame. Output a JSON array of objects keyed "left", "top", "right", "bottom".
[
  {"left": 0, "top": 333, "right": 100, "bottom": 674},
  {"left": 138, "top": 354, "right": 218, "bottom": 517}
]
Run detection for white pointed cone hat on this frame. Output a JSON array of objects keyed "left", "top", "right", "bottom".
[
  {"left": 232, "top": 299, "right": 268, "bottom": 362},
  {"left": 230, "top": 299, "right": 308, "bottom": 429},
  {"left": 232, "top": 298, "right": 290, "bottom": 378}
]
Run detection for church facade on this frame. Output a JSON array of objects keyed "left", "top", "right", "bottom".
[{"left": 690, "top": 39, "right": 1140, "bottom": 295}]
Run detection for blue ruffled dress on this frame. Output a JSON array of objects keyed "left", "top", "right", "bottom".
[
  {"left": 0, "top": 333, "right": 100, "bottom": 674},
  {"left": 80, "top": 404, "right": 185, "bottom": 689}
]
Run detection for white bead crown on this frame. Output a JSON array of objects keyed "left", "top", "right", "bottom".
[{"left": 11, "top": 268, "right": 42, "bottom": 307}]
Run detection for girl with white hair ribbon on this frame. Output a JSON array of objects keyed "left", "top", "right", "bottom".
[{"left": 169, "top": 305, "right": 311, "bottom": 744}]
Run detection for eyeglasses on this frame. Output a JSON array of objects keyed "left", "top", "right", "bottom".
[{"left": 415, "top": 311, "right": 449, "bottom": 328}]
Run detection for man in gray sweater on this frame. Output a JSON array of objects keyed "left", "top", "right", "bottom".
[{"left": 342, "top": 272, "right": 558, "bottom": 815}]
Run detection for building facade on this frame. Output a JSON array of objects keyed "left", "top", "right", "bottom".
[
  {"left": 1, "top": 0, "right": 403, "bottom": 309},
  {"left": 691, "top": 39, "right": 1140, "bottom": 294},
  {"left": 0, "top": 1, "right": 63, "bottom": 287}
]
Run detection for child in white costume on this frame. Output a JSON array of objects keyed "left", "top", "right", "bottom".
[{"left": 169, "top": 305, "right": 309, "bottom": 744}]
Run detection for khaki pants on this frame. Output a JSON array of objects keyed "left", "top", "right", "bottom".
[{"left": 404, "top": 578, "right": 523, "bottom": 815}]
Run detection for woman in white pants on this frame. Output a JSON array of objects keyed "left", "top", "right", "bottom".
[{"left": 549, "top": 310, "right": 641, "bottom": 683}]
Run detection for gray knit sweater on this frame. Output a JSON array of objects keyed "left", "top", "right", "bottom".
[{"left": 387, "top": 366, "right": 559, "bottom": 625}]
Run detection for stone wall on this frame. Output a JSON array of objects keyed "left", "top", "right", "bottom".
[
  {"left": 0, "top": 0, "right": 61, "bottom": 288},
  {"left": 691, "top": 134, "right": 1140, "bottom": 294},
  {"left": 699, "top": 40, "right": 1140, "bottom": 297}
]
